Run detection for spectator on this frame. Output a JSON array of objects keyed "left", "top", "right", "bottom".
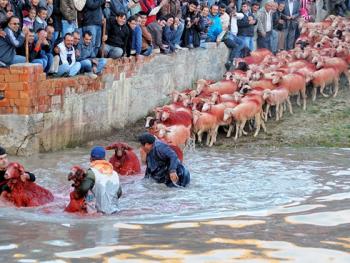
[
  {"left": 33, "top": 7, "right": 48, "bottom": 32},
  {"left": 272, "top": 1, "right": 286, "bottom": 52},
  {"left": 77, "top": 31, "right": 107, "bottom": 78},
  {"left": 160, "top": 0, "right": 184, "bottom": 49},
  {"left": 199, "top": 5, "right": 210, "bottom": 45},
  {"left": 60, "top": 0, "right": 78, "bottom": 36},
  {"left": 181, "top": 0, "right": 201, "bottom": 49},
  {"left": 147, "top": 16, "right": 167, "bottom": 52},
  {"left": 9, "top": 0, "right": 24, "bottom": 22},
  {"left": 23, "top": 7, "right": 36, "bottom": 30},
  {"left": 256, "top": 0, "right": 274, "bottom": 51},
  {"left": 207, "top": 4, "right": 222, "bottom": 42},
  {"left": 52, "top": 0, "right": 62, "bottom": 41},
  {"left": 104, "top": 12, "right": 130, "bottom": 58},
  {"left": 237, "top": 2, "right": 256, "bottom": 51},
  {"left": 251, "top": 1, "right": 260, "bottom": 51},
  {"left": 56, "top": 33, "right": 81, "bottom": 77},
  {"left": 0, "top": 16, "right": 26, "bottom": 66},
  {"left": 140, "top": 0, "right": 167, "bottom": 25},
  {"left": 103, "top": 0, "right": 111, "bottom": 19},
  {"left": 81, "top": 0, "right": 104, "bottom": 57},
  {"left": 0, "top": 0, "right": 10, "bottom": 27},
  {"left": 217, "top": 19, "right": 245, "bottom": 70},
  {"left": 139, "top": 11, "right": 153, "bottom": 56},
  {"left": 130, "top": 14, "right": 142, "bottom": 56},
  {"left": 228, "top": 6, "right": 244, "bottom": 36},
  {"left": 219, "top": 4, "right": 230, "bottom": 30},
  {"left": 283, "top": 0, "right": 300, "bottom": 50},
  {"left": 72, "top": 30, "right": 81, "bottom": 59},
  {"left": 162, "top": 15, "right": 177, "bottom": 52}
]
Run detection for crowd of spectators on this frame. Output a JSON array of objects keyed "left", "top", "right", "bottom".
[{"left": 0, "top": 0, "right": 348, "bottom": 77}]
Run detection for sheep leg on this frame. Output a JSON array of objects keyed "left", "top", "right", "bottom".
[
  {"left": 287, "top": 96, "right": 293, "bottom": 114},
  {"left": 261, "top": 118, "right": 267, "bottom": 133},
  {"left": 320, "top": 83, "right": 329, "bottom": 98},
  {"left": 205, "top": 131, "right": 211, "bottom": 146},
  {"left": 275, "top": 104, "right": 280, "bottom": 121},
  {"left": 296, "top": 93, "right": 301, "bottom": 106},
  {"left": 234, "top": 122, "right": 240, "bottom": 141},
  {"left": 312, "top": 85, "right": 318, "bottom": 101},
  {"left": 226, "top": 124, "right": 234, "bottom": 138},
  {"left": 197, "top": 131, "right": 203, "bottom": 144},
  {"left": 253, "top": 114, "right": 261, "bottom": 137},
  {"left": 239, "top": 120, "right": 247, "bottom": 138},
  {"left": 333, "top": 78, "right": 340, "bottom": 98},
  {"left": 301, "top": 89, "right": 307, "bottom": 111},
  {"left": 264, "top": 104, "right": 270, "bottom": 122},
  {"left": 209, "top": 126, "right": 218, "bottom": 147}
]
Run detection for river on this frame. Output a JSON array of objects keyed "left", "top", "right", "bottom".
[{"left": 0, "top": 146, "right": 350, "bottom": 262}]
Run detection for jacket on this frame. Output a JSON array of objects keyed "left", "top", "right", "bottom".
[
  {"left": 141, "top": 25, "right": 152, "bottom": 50},
  {"left": 82, "top": 0, "right": 104, "bottom": 26},
  {"left": 256, "top": 8, "right": 273, "bottom": 35},
  {"left": 106, "top": 17, "right": 130, "bottom": 52},
  {"left": 237, "top": 12, "right": 256, "bottom": 37},
  {"left": 60, "top": 0, "right": 77, "bottom": 21},
  {"left": 0, "top": 27, "right": 25, "bottom": 65},
  {"left": 160, "top": 0, "right": 181, "bottom": 18},
  {"left": 207, "top": 13, "right": 222, "bottom": 41},
  {"left": 110, "top": 0, "right": 128, "bottom": 17}
]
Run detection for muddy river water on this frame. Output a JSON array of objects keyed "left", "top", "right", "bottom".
[{"left": 0, "top": 146, "right": 350, "bottom": 262}]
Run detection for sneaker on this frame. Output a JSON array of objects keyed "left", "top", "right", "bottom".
[
  {"left": 175, "top": 44, "right": 186, "bottom": 50},
  {"left": 187, "top": 44, "right": 194, "bottom": 49},
  {"left": 225, "top": 61, "right": 232, "bottom": 71},
  {"left": 85, "top": 72, "right": 98, "bottom": 79}
]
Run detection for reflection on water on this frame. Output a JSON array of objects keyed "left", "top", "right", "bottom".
[{"left": 0, "top": 147, "right": 349, "bottom": 262}]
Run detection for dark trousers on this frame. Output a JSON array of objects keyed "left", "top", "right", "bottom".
[{"left": 257, "top": 31, "right": 272, "bottom": 51}]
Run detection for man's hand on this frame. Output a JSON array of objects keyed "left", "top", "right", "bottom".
[
  {"left": 102, "top": 35, "right": 108, "bottom": 42},
  {"left": 169, "top": 172, "right": 178, "bottom": 184},
  {"left": 20, "top": 172, "right": 30, "bottom": 182},
  {"left": 75, "top": 49, "right": 80, "bottom": 57},
  {"left": 0, "top": 30, "right": 6, "bottom": 38}
]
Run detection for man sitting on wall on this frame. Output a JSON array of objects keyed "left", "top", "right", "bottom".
[{"left": 56, "top": 33, "right": 81, "bottom": 77}]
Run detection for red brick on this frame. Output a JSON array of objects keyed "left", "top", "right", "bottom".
[
  {"left": 9, "top": 82, "right": 24, "bottom": 91},
  {"left": 0, "top": 68, "right": 10, "bottom": 75},
  {"left": 0, "top": 98, "right": 9, "bottom": 107},
  {"left": 39, "top": 73, "right": 47, "bottom": 81},
  {"left": 19, "top": 91, "right": 30, "bottom": 99},
  {"left": 38, "top": 96, "right": 47, "bottom": 105},
  {"left": 5, "top": 74, "right": 20, "bottom": 83},
  {"left": 5, "top": 90, "right": 19, "bottom": 99},
  {"left": 9, "top": 99, "right": 15, "bottom": 106},
  {"left": 0, "top": 83, "right": 8, "bottom": 91},
  {"left": 0, "top": 75, "right": 5, "bottom": 82},
  {"left": 54, "top": 87, "right": 64, "bottom": 95},
  {"left": 38, "top": 104, "right": 49, "bottom": 112},
  {"left": 14, "top": 98, "right": 32, "bottom": 107},
  {"left": 18, "top": 106, "right": 31, "bottom": 115}
]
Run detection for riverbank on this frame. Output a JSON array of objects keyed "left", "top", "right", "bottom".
[{"left": 106, "top": 80, "right": 350, "bottom": 149}]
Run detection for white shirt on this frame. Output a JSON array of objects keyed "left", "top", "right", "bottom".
[
  {"left": 230, "top": 13, "right": 244, "bottom": 35},
  {"left": 58, "top": 42, "right": 76, "bottom": 67},
  {"left": 265, "top": 10, "right": 272, "bottom": 32},
  {"left": 220, "top": 12, "right": 230, "bottom": 31},
  {"left": 289, "top": 0, "right": 294, "bottom": 16}
]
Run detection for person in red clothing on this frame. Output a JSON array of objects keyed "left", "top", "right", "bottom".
[{"left": 139, "top": 0, "right": 167, "bottom": 25}]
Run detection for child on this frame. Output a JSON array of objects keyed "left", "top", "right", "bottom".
[
  {"left": 33, "top": 7, "right": 47, "bottom": 32},
  {"left": 23, "top": 8, "right": 36, "bottom": 30}
]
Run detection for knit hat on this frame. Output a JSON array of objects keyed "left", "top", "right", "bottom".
[
  {"left": 90, "top": 146, "right": 106, "bottom": 160},
  {"left": 0, "top": 146, "right": 6, "bottom": 156},
  {"left": 138, "top": 132, "right": 156, "bottom": 145}
]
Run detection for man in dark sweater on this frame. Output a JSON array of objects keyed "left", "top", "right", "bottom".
[
  {"left": 138, "top": 133, "right": 190, "bottom": 187},
  {"left": 104, "top": 12, "right": 130, "bottom": 58},
  {"left": 0, "top": 147, "right": 36, "bottom": 198}
]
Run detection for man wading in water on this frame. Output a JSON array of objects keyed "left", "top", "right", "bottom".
[{"left": 138, "top": 133, "right": 190, "bottom": 187}]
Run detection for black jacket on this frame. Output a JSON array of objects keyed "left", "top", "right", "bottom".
[
  {"left": 106, "top": 17, "right": 130, "bottom": 52},
  {"left": 82, "top": 0, "right": 104, "bottom": 26},
  {"left": 237, "top": 12, "right": 256, "bottom": 37}
]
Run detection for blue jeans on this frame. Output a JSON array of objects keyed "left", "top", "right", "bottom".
[
  {"left": 83, "top": 25, "right": 102, "bottom": 56},
  {"left": 57, "top": 62, "right": 81, "bottom": 77},
  {"left": 223, "top": 32, "right": 245, "bottom": 62},
  {"left": 32, "top": 58, "right": 47, "bottom": 71},
  {"left": 62, "top": 20, "right": 78, "bottom": 36},
  {"left": 239, "top": 36, "right": 253, "bottom": 51},
  {"left": 80, "top": 58, "right": 107, "bottom": 74},
  {"left": 141, "top": 46, "right": 153, "bottom": 56},
  {"left": 174, "top": 22, "right": 184, "bottom": 45},
  {"left": 257, "top": 31, "right": 272, "bottom": 51},
  {"left": 270, "top": 30, "right": 278, "bottom": 54},
  {"left": 236, "top": 0, "right": 242, "bottom": 11},
  {"left": 45, "top": 53, "right": 53, "bottom": 73},
  {"left": 104, "top": 44, "right": 123, "bottom": 58},
  {"left": 10, "top": 55, "right": 26, "bottom": 65}
]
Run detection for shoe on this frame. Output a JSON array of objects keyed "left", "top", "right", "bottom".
[
  {"left": 187, "top": 44, "right": 194, "bottom": 49},
  {"left": 225, "top": 61, "right": 232, "bottom": 71},
  {"left": 175, "top": 44, "right": 187, "bottom": 50},
  {"left": 85, "top": 72, "right": 98, "bottom": 79}
]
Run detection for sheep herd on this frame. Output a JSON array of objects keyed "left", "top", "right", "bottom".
[{"left": 145, "top": 15, "right": 350, "bottom": 154}]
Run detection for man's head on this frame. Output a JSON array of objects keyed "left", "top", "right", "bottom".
[
  {"left": 0, "top": 146, "right": 8, "bottom": 170},
  {"left": 127, "top": 15, "right": 137, "bottom": 30},
  {"left": 7, "top": 16, "right": 20, "bottom": 32},
  {"left": 219, "top": 4, "right": 226, "bottom": 15},
  {"left": 138, "top": 11, "right": 148, "bottom": 26},
  {"left": 164, "top": 14, "right": 174, "bottom": 27},
  {"left": 0, "top": 0, "right": 8, "bottom": 9},
  {"left": 264, "top": 0, "right": 274, "bottom": 12},
  {"left": 72, "top": 31, "right": 80, "bottom": 46},
  {"left": 83, "top": 30, "right": 92, "bottom": 45},
  {"left": 278, "top": 2, "right": 285, "bottom": 11},
  {"left": 27, "top": 29, "right": 35, "bottom": 44},
  {"left": 201, "top": 6, "right": 209, "bottom": 17},
  {"left": 157, "top": 16, "right": 167, "bottom": 27},
  {"left": 37, "top": 7, "right": 48, "bottom": 20},
  {"left": 28, "top": 7, "right": 36, "bottom": 19},
  {"left": 138, "top": 132, "right": 155, "bottom": 154},
  {"left": 251, "top": 2, "right": 260, "bottom": 12},
  {"left": 64, "top": 33, "right": 73, "bottom": 48},
  {"left": 188, "top": 0, "right": 198, "bottom": 13},
  {"left": 90, "top": 146, "right": 106, "bottom": 161},
  {"left": 241, "top": 2, "right": 250, "bottom": 12},
  {"left": 116, "top": 12, "right": 127, "bottom": 26},
  {"left": 46, "top": 25, "right": 54, "bottom": 40},
  {"left": 210, "top": 4, "right": 219, "bottom": 16}
]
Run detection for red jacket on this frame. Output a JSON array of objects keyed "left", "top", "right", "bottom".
[{"left": 139, "top": 0, "right": 157, "bottom": 25}]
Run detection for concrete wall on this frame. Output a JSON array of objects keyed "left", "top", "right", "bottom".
[{"left": 0, "top": 44, "right": 228, "bottom": 155}]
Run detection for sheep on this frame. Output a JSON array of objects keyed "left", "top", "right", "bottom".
[
  {"left": 192, "top": 110, "right": 218, "bottom": 147},
  {"left": 262, "top": 88, "right": 292, "bottom": 121}
]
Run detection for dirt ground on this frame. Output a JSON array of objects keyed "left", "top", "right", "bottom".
[{"left": 108, "top": 78, "right": 350, "bottom": 149}]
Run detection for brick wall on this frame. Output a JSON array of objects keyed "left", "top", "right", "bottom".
[{"left": 0, "top": 56, "right": 151, "bottom": 115}]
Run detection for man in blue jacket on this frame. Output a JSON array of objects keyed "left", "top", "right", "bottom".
[
  {"left": 138, "top": 132, "right": 190, "bottom": 187},
  {"left": 207, "top": 4, "right": 222, "bottom": 42}
]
